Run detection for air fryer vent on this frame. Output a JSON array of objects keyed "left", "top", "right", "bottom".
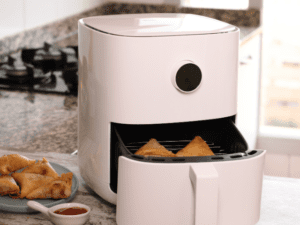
[
  {"left": 248, "top": 150, "right": 258, "bottom": 155},
  {"left": 211, "top": 156, "right": 224, "bottom": 160}
]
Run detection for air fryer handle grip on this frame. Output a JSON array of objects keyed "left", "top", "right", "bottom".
[{"left": 189, "top": 163, "right": 219, "bottom": 225}]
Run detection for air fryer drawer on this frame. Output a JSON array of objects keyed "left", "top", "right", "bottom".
[{"left": 109, "top": 116, "right": 263, "bottom": 193}]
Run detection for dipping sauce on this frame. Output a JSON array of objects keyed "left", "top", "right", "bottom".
[{"left": 54, "top": 207, "right": 88, "bottom": 215}]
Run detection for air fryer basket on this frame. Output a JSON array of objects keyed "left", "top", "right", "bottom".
[{"left": 109, "top": 115, "right": 263, "bottom": 193}]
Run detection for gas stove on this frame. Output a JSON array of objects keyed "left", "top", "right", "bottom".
[{"left": 0, "top": 42, "right": 78, "bottom": 95}]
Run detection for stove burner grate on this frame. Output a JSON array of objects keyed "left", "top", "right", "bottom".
[{"left": 0, "top": 42, "right": 78, "bottom": 95}]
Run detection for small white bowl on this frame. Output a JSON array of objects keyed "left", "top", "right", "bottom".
[{"left": 27, "top": 201, "right": 91, "bottom": 225}]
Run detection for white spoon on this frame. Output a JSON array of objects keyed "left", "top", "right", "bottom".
[{"left": 27, "top": 200, "right": 90, "bottom": 225}]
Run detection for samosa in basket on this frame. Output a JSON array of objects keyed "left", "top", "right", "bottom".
[
  {"left": 134, "top": 138, "right": 176, "bottom": 157},
  {"left": 176, "top": 136, "right": 214, "bottom": 157}
]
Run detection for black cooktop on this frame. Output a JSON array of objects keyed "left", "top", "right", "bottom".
[{"left": 0, "top": 42, "right": 78, "bottom": 95}]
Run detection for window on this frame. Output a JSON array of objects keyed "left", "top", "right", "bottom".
[{"left": 260, "top": 0, "right": 300, "bottom": 136}]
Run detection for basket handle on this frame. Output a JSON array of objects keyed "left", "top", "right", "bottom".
[{"left": 189, "top": 163, "right": 219, "bottom": 225}]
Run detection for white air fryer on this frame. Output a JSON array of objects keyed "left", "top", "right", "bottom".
[{"left": 78, "top": 13, "right": 266, "bottom": 225}]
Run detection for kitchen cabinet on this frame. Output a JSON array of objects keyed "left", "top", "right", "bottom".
[{"left": 236, "top": 33, "right": 262, "bottom": 150}]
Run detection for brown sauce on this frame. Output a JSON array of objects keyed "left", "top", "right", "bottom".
[{"left": 54, "top": 207, "right": 88, "bottom": 215}]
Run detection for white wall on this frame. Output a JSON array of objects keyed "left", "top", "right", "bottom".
[
  {"left": 0, "top": 0, "right": 104, "bottom": 39},
  {"left": 0, "top": 0, "right": 25, "bottom": 39},
  {"left": 248, "top": 0, "right": 263, "bottom": 9}
]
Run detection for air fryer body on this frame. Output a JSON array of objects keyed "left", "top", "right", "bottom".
[
  {"left": 78, "top": 14, "right": 240, "bottom": 205},
  {"left": 78, "top": 13, "right": 266, "bottom": 225}
]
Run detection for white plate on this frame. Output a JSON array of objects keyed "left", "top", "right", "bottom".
[{"left": 0, "top": 162, "right": 79, "bottom": 213}]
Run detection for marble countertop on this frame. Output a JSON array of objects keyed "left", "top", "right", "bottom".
[
  {"left": 0, "top": 91, "right": 78, "bottom": 154},
  {"left": 1, "top": 149, "right": 300, "bottom": 225}
]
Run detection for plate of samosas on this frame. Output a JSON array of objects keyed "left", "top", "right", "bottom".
[{"left": 0, "top": 154, "right": 79, "bottom": 213}]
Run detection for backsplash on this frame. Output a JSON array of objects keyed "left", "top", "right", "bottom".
[
  {"left": 103, "top": 2, "right": 260, "bottom": 26},
  {"left": 0, "top": 1, "right": 260, "bottom": 56}
]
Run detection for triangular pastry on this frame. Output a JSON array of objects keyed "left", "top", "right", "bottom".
[
  {"left": 0, "top": 154, "right": 36, "bottom": 175},
  {"left": 134, "top": 138, "right": 176, "bottom": 157},
  {"left": 26, "top": 172, "right": 73, "bottom": 199},
  {"left": 21, "top": 157, "right": 59, "bottom": 178},
  {"left": 11, "top": 172, "right": 54, "bottom": 198},
  {"left": 0, "top": 175, "right": 20, "bottom": 196},
  {"left": 176, "top": 136, "right": 214, "bottom": 157}
]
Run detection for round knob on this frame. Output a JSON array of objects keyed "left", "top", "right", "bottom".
[{"left": 172, "top": 61, "right": 202, "bottom": 93}]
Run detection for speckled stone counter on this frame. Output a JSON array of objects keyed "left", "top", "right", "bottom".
[
  {"left": 0, "top": 2, "right": 262, "bottom": 154},
  {"left": 0, "top": 91, "right": 78, "bottom": 154}
]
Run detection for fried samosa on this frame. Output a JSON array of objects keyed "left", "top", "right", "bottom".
[
  {"left": 0, "top": 154, "right": 36, "bottom": 175},
  {"left": 134, "top": 138, "right": 176, "bottom": 157},
  {"left": 0, "top": 175, "right": 20, "bottom": 196},
  {"left": 11, "top": 173, "right": 54, "bottom": 199},
  {"left": 176, "top": 136, "right": 214, "bottom": 157},
  {"left": 26, "top": 172, "right": 73, "bottom": 199},
  {"left": 21, "top": 157, "right": 59, "bottom": 178}
]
